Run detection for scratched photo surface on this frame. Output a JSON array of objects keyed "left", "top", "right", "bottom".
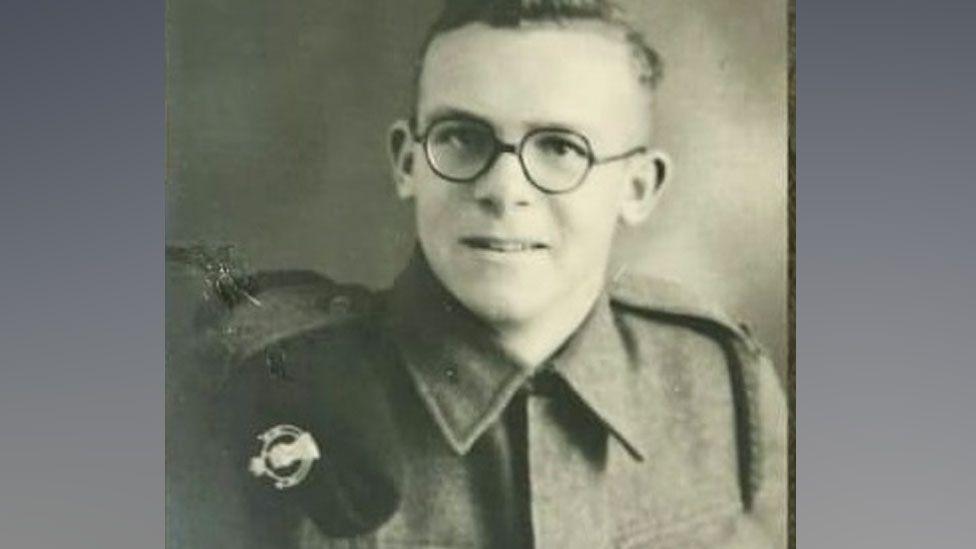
[{"left": 166, "top": 1, "right": 789, "bottom": 547}]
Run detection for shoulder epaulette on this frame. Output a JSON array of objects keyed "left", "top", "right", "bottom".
[{"left": 609, "top": 271, "right": 757, "bottom": 350}]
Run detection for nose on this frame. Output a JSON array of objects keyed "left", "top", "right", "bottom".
[{"left": 471, "top": 150, "right": 536, "bottom": 216}]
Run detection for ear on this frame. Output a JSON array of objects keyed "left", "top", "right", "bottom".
[
  {"left": 387, "top": 119, "right": 417, "bottom": 200},
  {"left": 618, "top": 149, "right": 671, "bottom": 226}
]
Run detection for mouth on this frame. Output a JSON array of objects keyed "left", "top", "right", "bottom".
[{"left": 459, "top": 236, "right": 550, "bottom": 253}]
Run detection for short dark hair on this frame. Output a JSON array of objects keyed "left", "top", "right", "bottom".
[{"left": 413, "top": 0, "right": 664, "bottom": 109}]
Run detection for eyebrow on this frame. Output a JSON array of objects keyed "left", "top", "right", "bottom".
[
  {"left": 420, "top": 106, "right": 491, "bottom": 130},
  {"left": 419, "top": 105, "right": 589, "bottom": 137}
]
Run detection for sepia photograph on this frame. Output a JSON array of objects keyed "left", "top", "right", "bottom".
[{"left": 166, "top": 0, "right": 791, "bottom": 547}]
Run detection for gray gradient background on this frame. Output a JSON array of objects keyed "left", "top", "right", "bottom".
[{"left": 2, "top": 2, "right": 976, "bottom": 549}]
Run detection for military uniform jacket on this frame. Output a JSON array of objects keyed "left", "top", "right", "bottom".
[{"left": 183, "top": 253, "right": 787, "bottom": 549}]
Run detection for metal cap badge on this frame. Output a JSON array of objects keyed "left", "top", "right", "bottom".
[{"left": 248, "top": 424, "right": 321, "bottom": 489}]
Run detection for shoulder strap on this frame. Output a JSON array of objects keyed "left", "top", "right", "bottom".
[{"left": 610, "top": 271, "right": 755, "bottom": 347}]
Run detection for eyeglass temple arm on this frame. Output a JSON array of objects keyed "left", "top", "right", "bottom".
[{"left": 593, "top": 145, "right": 648, "bottom": 164}]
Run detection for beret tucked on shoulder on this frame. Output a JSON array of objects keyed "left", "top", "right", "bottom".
[{"left": 212, "top": 270, "right": 378, "bottom": 365}]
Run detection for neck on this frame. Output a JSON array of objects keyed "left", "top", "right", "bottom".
[{"left": 491, "top": 273, "right": 607, "bottom": 369}]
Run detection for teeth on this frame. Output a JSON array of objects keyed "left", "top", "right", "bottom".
[
  {"left": 463, "top": 238, "right": 545, "bottom": 252},
  {"left": 486, "top": 242, "right": 528, "bottom": 252}
]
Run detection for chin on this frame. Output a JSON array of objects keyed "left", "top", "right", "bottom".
[{"left": 452, "top": 282, "right": 548, "bottom": 328}]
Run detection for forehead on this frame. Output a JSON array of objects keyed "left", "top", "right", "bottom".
[{"left": 418, "top": 23, "right": 650, "bottom": 143}]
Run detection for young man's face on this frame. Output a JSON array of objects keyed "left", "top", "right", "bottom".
[{"left": 392, "top": 23, "right": 666, "bottom": 330}]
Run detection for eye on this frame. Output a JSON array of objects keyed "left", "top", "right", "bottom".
[
  {"left": 533, "top": 133, "right": 588, "bottom": 159},
  {"left": 431, "top": 122, "right": 491, "bottom": 151}
]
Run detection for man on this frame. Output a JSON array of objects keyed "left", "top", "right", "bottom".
[{"left": 187, "top": 1, "right": 787, "bottom": 547}]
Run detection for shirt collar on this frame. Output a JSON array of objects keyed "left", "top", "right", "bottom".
[
  {"left": 547, "top": 291, "right": 646, "bottom": 461},
  {"left": 385, "top": 251, "right": 645, "bottom": 461}
]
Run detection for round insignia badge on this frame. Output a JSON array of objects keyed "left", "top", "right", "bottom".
[{"left": 248, "top": 424, "right": 321, "bottom": 489}]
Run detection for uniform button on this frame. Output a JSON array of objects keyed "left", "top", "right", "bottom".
[
  {"left": 329, "top": 295, "right": 351, "bottom": 314},
  {"left": 445, "top": 366, "right": 459, "bottom": 382},
  {"left": 738, "top": 321, "right": 753, "bottom": 336},
  {"left": 265, "top": 346, "right": 289, "bottom": 380}
]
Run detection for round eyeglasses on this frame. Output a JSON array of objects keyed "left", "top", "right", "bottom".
[{"left": 412, "top": 117, "right": 648, "bottom": 194}]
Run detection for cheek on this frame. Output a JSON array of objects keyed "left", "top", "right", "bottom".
[
  {"left": 414, "top": 184, "right": 462, "bottom": 253},
  {"left": 554, "top": 180, "right": 626, "bottom": 251},
  {"left": 414, "top": 182, "right": 446, "bottom": 227}
]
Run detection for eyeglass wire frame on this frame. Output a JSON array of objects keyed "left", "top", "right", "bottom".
[{"left": 409, "top": 116, "right": 648, "bottom": 195}]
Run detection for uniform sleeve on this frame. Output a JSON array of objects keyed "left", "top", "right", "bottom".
[
  {"left": 608, "top": 273, "right": 790, "bottom": 546},
  {"left": 746, "top": 348, "right": 789, "bottom": 548}
]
